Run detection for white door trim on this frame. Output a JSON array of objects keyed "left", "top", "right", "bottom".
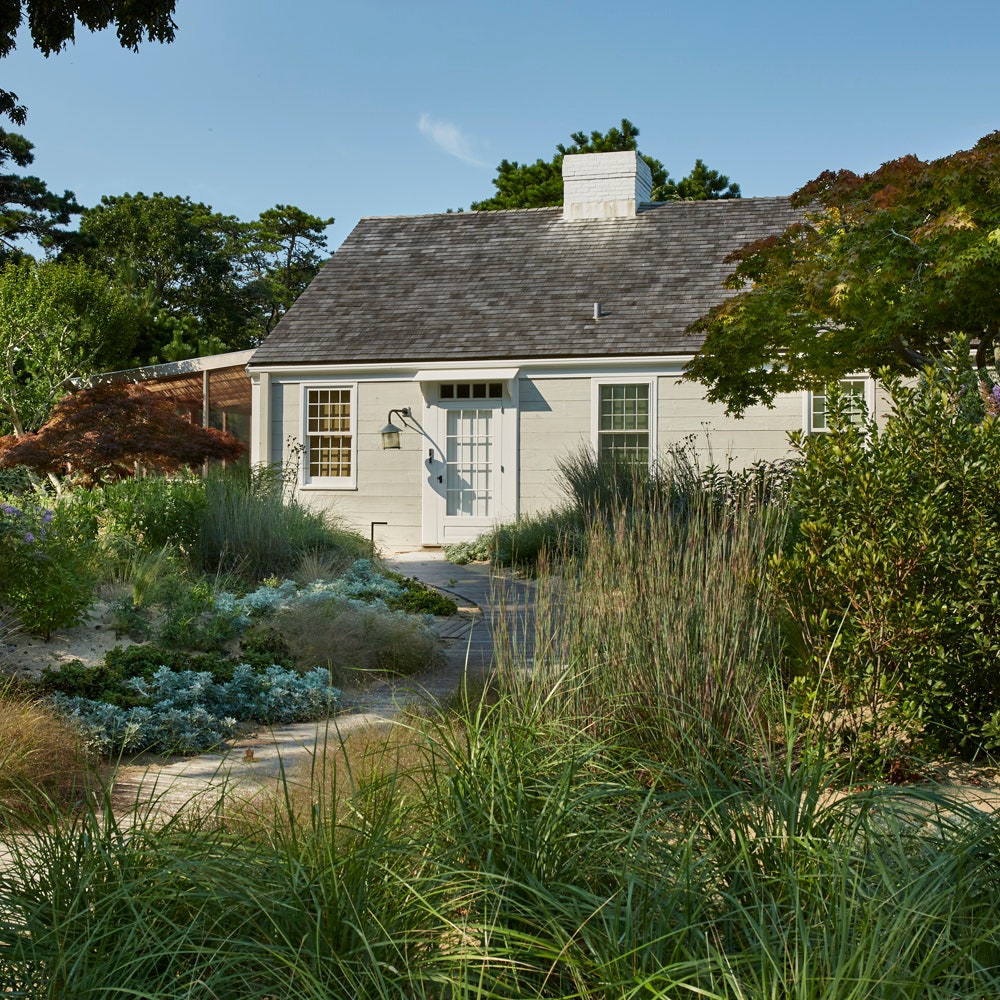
[{"left": 420, "top": 382, "right": 518, "bottom": 545}]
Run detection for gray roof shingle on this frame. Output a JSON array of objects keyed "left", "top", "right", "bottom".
[{"left": 249, "top": 197, "right": 800, "bottom": 367}]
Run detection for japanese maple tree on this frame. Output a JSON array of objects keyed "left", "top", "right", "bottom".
[
  {"left": 0, "top": 382, "right": 244, "bottom": 486},
  {"left": 684, "top": 131, "right": 1000, "bottom": 414}
]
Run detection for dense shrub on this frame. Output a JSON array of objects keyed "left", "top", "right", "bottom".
[
  {"left": 88, "top": 476, "right": 208, "bottom": 552},
  {"left": 0, "top": 500, "right": 95, "bottom": 638},
  {"left": 775, "top": 368, "right": 1000, "bottom": 760},
  {"left": 31, "top": 657, "right": 145, "bottom": 707}
]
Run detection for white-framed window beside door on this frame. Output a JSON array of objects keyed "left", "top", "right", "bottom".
[
  {"left": 301, "top": 383, "right": 357, "bottom": 488},
  {"left": 591, "top": 377, "right": 657, "bottom": 466}
]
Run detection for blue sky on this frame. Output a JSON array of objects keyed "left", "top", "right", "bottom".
[{"left": 4, "top": 0, "right": 999, "bottom": 251}]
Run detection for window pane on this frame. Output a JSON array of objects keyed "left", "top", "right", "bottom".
[
  {"left": 306, "top": 388, "right": 352, "bottom": 479},
  {"left": 446, "top": 408, "right": 492, "bottom": 517},
  {"left": 812, "top": 380, "right": 866, "bottom": 432},
  {"left": 598, "top": 383, "right": 650, "bottom": 466}
]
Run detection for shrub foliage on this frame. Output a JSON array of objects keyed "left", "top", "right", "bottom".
[
  {"left": 775, "top": 369, "right": 1000, "bottom": 758},
  {"left": 0, "top": 500, "right": 95, "bottom": 638}
]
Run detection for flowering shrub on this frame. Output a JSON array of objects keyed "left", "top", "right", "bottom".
[{"left": 0, "top": 500, "right": 95, "bottom": 638}]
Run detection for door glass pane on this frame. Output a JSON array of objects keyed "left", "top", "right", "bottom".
[{"left": 446, "top": 408, "right": 492, "bottom": 517}]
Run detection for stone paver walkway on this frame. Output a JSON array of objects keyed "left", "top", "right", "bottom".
[{"left": 110, "top": 553, "right": 532, "bottom": 816}]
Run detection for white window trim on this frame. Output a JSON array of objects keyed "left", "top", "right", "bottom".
[
  {"left": 803, "top": 376, "right": 876, "bottom": 434},
  {"left": 300, "top": 382, "right": 358, "bottom": 489},
  {"left": 590, "top": 376, "right": 658, "bottom": 467}
]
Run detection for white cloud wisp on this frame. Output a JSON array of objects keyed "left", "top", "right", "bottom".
[{"left": 418, "top": 113, "right": 488, "bottom": 167}]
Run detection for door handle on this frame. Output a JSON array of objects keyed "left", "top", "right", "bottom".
[{"left": 437, "top": 475, "right": 443, "bottom": 484}]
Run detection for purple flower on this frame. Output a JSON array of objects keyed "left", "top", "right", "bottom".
[
  {"left": 1, "top": 503, "right": 20, "bottom": 517},
  {"left": 41, "top": 510, "right": 53, "bottom": 524},
  {"left": 22, "top": 532, "right": 34, "bottom": 544}
]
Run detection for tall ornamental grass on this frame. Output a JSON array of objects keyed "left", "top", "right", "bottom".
[
  {"left": 3, "top": 715, "right": 999, "bottom": 998},
  {"left": 191, "top": 466, "right": 368, "bottom": 582},
  {"left": 0, "top": 683, "right": 96, "bottom": 821},
  {"left": 495, "top": 483, "right": 786, "bottom": 761}
]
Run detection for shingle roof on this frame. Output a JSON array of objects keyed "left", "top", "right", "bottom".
[{"left": 249, "top": 197, "right": 800, "bottom": 367}]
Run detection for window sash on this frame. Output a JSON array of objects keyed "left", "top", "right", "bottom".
[
  {"left": 811, "top": 380, "right": 867, "bottom": 432},
  {"left": 304, "top": 386, "right": 354, "bottom": 483},
  {"left": 597, "top": 383, "right": 651, "bottom": 464}
]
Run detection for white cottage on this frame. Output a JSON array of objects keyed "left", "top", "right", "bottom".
[{"left": 248, "top": 151, "right": 875, "bottom": 551}]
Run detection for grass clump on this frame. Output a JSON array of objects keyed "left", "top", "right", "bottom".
[
  {"left": 497, "top": 486, "right": 785, "bottom": 762},
  {"left": 6, "top": 701, "right": 1000, "bottom": 997},
  {"left": 0, "top": 683, "right": 95, "bottom": 819},
  {"left": 273, "top": 595, "right": 444, "bottom": 685},
  {"left": 448, "top": 443, "right": 792, "bottom": 572},
  {"left": 191, "top": 465, "right": 368, "bottom": 583}
]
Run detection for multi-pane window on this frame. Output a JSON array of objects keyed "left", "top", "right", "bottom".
[
  {"left": 439, "top": 382, "right": 503, "bottom": 400},
  {"left": 305, "top": 386, "right": 354, "bottom": 483},
  {"left": 597, "top": 383, "right": 650, "bottom": 465},
  {"left": 810, "top": 379, "right": 868, "bottom": 432}
]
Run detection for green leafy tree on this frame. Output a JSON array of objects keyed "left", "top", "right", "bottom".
[
  {"left": 80, "top": 192, "right": 248, "bottom": 363},
  {"left": 0, "top": 381, "right": 245, "bottom": 486},
  {"left": 471, "top": 119, "right": 739, "bottom": 210},
  {"left": 0, "top": 257, "right": 138, "bottom": 435},
  {"left": 80, "top": 194, "right": 334, "bottom": 362},
  {"left": 0, "top": 1, "right": 176, "bottom": 58},
  {"left": 0, "top": 2, "right": 178, "bottom": 258},
  {"left": 658, "top": 158, "right": 740, "bottom": 201},
  {"left": 0, "top": 0, "right": 176, "bottom": 120},
  {"left": 684, "top": 131, "right": 1000, "bottom": 415}
]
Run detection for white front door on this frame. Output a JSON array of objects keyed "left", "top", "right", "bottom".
[{"left": 422, "top": 391, "right": 517, "bottom": 545}]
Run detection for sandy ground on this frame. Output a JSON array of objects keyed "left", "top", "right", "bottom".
[{"left": 1, "top": 598, "right": 145, "bottom": 681}]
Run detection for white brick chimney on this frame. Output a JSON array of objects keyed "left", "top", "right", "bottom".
[{"left": 562, "top": 150, "right": 653, "bottom": 221}]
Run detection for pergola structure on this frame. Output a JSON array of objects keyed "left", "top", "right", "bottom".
[{"left": 83, "top": 350, "right": 255, "bottom": 450}]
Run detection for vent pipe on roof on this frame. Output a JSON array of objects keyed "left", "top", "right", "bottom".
[{"left": 593, "top": 302, "right": 602, "bottom": 320}]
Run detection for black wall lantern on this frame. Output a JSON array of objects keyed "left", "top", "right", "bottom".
[{"left": 380, "top": 407, "right": 411, "bottom": 449}]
